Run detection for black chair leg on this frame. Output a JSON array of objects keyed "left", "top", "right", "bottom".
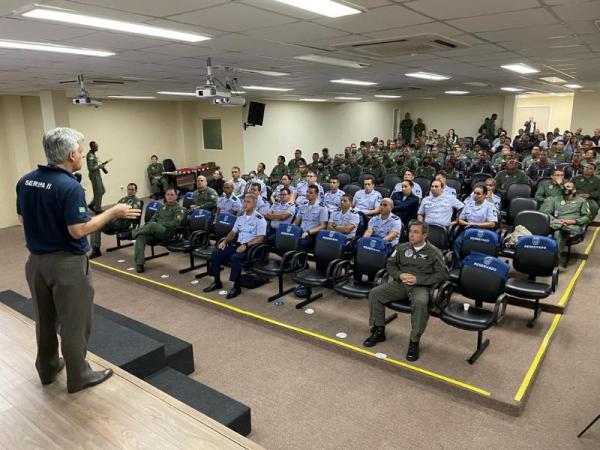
[
  {"left": 194, "top": 260, "right": 213, "bottom": 279},
  {"left": 106, "top": 235, "right": 135, "bottom": 252},
  {"left": 385, "top": 313, "right": 398, "bottom": 325},
  {"left": 180, "top": 252, "right": 205, "bottom": 274},
  {"left": 527, "top": 299, "right": 540, "bottom": 328},
  {"left": 578, "top": 414, "right": 600, "bottom": 438},
  {"left": 563, "top": 244, "right": 571, "bottom": 268},
  {"left": 295, "top": 287, "right": 323, "bottom": 309},
  {"left": 144, "top": 246, "right": 169, "bottom": 261},
  {"left": 268, "top": 273, "right": 295, "bottom": 302},
  {"left": 468, "top": 330, "right": 489, "bottom": 365}
]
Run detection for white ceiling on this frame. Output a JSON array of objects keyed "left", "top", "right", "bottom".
[{"left": 0, "top": 0, "right": 599, "bottom": 101}]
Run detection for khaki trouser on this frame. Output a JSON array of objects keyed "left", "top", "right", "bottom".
[
  {"left": 25, "top": 252, "right": 94, "bottom": 388},
  {"left": 368, "top": 280, "right": 432, "bottom": 343}
]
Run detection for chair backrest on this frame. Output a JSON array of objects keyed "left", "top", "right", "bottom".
[
  {"left": 513, "top": 235, "right": 558, "bottom": 277},
  {"left": 354, "top": 237, "right": 388, "bottom": 281},
  {"left": 214, "top": 213, "right": 237, "bottom": 239},
  {"left": 336, "top": 173, "right": 351, "bottom": 188},
  {"left": 182, "top": 191, "right": 194, "bottom": 209},
  {"left": 163, "top": 159, "right": 176, "bottom": 172},
  {"left": 314, "top": 230, "right": 346, "bottom": 273},
  {"left": 343, "top": 184, "right": 361, "bottom": 200},
  {"left": 506, "top": 183, "right": 531, "bottom": 202},
  {"left": 460, "top": 253, "right": 509, "bottom": 303},
  {"left": 414, "top": 176, "right": 432, "bottom": 195},
  {"left": 321, "top": 182, "right": 331, "bottom": 193},
  {"left": 445, "top": 178, "right": 462, "bottom": 196},
  {"left": 514, "top": 210, "right": 550, "bottom": 236},
  {"left": 463, "top": 137, "right": 474, "bottom": 147},
  {"left": 145, "top": 200, "right": 162, "bottom": 223},
  {"left": 188, "top": 209, "right": 212, "bottom": 233},
  {"left": 460, "top": 228, "right": 499, "bottom": 260},
  {"left": 358, "top": 173, "right": 374, "bottom": 185},
  {"left": 374, "top": 186, "right": 391, "bottom": 198},
  {"left": 384, "top": 175, "right": 401, "bottom": 190},
  {"left": 508, "top": 197, "right": 538, "bottom": 224},
  {"left": 427, "top": 224, "right": 450, "bottom": 251},
  {"left": 274, "top": 224, "right": 302, "bottom": 255},
  {"left": 470, "top": 173, "right": 489, "bottom": 188}
]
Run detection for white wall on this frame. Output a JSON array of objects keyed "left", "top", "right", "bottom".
[
  {"left": 513, "top": 94, "right": 574, "bottom": 135},
  {"left": 571, "top": 92, "right": 600, "bottom": 135}
]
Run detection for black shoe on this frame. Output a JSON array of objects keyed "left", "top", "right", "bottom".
[
  {"left": 40, "top": 357, "right": 65, "bottom": 385},
  {"left": 136, "top": 264, "right": 145, "bottom": 273},
  {"left": 363, "top": 326, "right": 386, "bottom": 348},
  {"left": 203, "top": 280, "right": 222, "bottom": 292},
  {"left": 89, "top": 247, "right": 101, "bottom": 259},
  {"left": 406, "top": 340, "right": 420, "bottom": 362},
  {"left": 68, "top": 368, "right": 113, "bottom": 394},
  {"left": 226, "top": 286, "right": 241, "bottom": 299}
]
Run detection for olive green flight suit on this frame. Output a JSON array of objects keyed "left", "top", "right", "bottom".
[
  {"left": 86, "top": 150, "right": 105, "bottom": 211},
  {"left": 540, "top": 195, "right": 590, "bottom": 252},
  {"left": 133, "top": 203, "right": 186, "bottom": 265},
  {"left": 535, "top": 180, "right": 563, "bottom": 204},
  {"left": 572, "top": 174, "right": 600, "bottom": 218},
  {"left": 269, "top": 163, "right": 289, "bottom": 185},
  {"left": 147, "top": 162, "right": 168, "bottom": 197},
  {"left": 191, "top": 187, "right": 219, "bottom": 211}
]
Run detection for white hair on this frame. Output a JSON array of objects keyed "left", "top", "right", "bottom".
[{"left": 42, "top": 127, "right": 84, "bottom": 165}]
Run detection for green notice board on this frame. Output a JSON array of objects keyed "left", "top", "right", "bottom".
[{"left": 202, "top": 119, "right": 223, "bottom": 150}]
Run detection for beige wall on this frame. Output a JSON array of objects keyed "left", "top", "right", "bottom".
[
  {"left": 513, "top": 94, "right": 574, "bottom": 135},
  {"left": 571, "top": 92, "right": 600, "bottom": 135}
]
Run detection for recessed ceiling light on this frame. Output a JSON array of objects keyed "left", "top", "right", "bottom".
[
  {"left": 0, "top": 39, "right": 114, "bottom": 57},
  {"left": 564, "top": 84, "right": 582, "bottom": 89},
  {"left": 550, "top": 93, "right": 568, "bottom": 97},
  {"left": 294, "top": 54, "right": 370, "bottom": 69},
  {"left": 299, "top": 98, "right": 327, "bottom": 102},
  {"left": 501, "top": 87, "right": 524, "bottom": 92},
  {"left": 501, "top": 63, "right": 539, "bottom": 74},
  {"left": 405, "top": 72, "right": 450, "bottom": 81},
  {"left": 550, "top": 44, "right": 581, "bottom": 49},
  {"left": 463, "top": 82, "right": 492, "bottom": 87},
  {"left": 236, "top": 68, "right": 289, "bottom": 77},
  {"left": 330, "top": 79, "right": 377, "bottom": 86},
  {"left": 157, "top": 91, "right": 197, "bottom": 96},
  {"left": 540, "top": 76, "right": 567, "bottom": 83},
  {"left": 241, "top": 85, "right": 294, "bottom": 91},
  {"left": 108, "top": 95, "right": 156, "bottom": 99},
  {"left": 335, "top": 97, "right": 362, "bottom": 100},
  {"left": 230, "top": 91, "right": 247, "bottom": 94},
  {"left": 445, "top": 90, "right": 469, "bottom": 95},
  {"left": 273, "top": 0, "right": 362, "bottom": 18},
  {"left": 374, "top": 94, "right": 401, "bottom": 99},
  {"left": 23, "top": 8, "right": 211, "bottom": 43},
  {"left": 417, "top": 97, "right": 436, "bottom": 100}
]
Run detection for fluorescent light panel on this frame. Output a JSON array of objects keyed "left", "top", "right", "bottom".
[
  {"left": 230, "top": 91, "right": 247, "bottom": 94},
  {"left": 236, "top": 68, "right": 289, "bottom": 77},
  {"left": 108, "top": 95, "right": 156, "bottom": 99},
  {"left": 273, "top": 0, "right": 361, "bottom": 18},
  {"left": 241, "top": 86, "right": 294, "bottom": 91},
  {"left": 23, "top": 8, "right": 211, "bottom": 43},
  {"left": 0, "top": 39, "right": 113, "bottom": 57},
  {"left": 330, "top": 79, "right": 377, "bottom": 86},
  {"left": 445, "top": 90, "right": 469, "bottom": 95},
  {"left": 335, "top": 97, "right": 361, "bottom": 100},
  {"left": 540, "top": 76, "right": 566, "bottom": 83},
  {"left": 564, "top": 84, "right": 582, "bottom": 89},
  {"left": 405, "top": 71, "right": 450, "bottom": 81},
  {"left": 500, "top": 63, "right": 539, "bottom": 74},
  {"left": 294, "top": 54, "right": 369, "bottom": 69},
  {"left": 501, "top": 87, "right": 524, "bottom": 92},
  {"left": 157, "top": 91, "right": 196, "bottom": 96},
  {"left": 374, "top": 94, "right": 401, "bottom": 99},
  {"left": 299, "top": 98, "right": 327, "bottom": 102}
]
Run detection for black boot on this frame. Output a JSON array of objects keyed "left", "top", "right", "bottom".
[
  {"left": 89, "top": 247, "right": 101, "bottom": 259},
  {"left": 363, "top": 326, "right": 386, "bottom": 347},
  {"left": 136, "top": 264, "right": 145, "bottom": 273},
  {"left": 203, "top": 279, "right": 222, "bottom": 292},
  {"left": 406, "top": 340, "right": 420, "bottom": 362}
]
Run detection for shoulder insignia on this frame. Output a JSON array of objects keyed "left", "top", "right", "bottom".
[
  {"left": 287, "top": 202, "right": 295, "bottom": 206},
  {"left": 231, "top": 195, "right": 238, "bottom": 201},
  {"left": 391, "top": 215, "right": 400, "bottom": 220},
  {"left": 255, "top": 213, "right": 264, "bottom": 219}
]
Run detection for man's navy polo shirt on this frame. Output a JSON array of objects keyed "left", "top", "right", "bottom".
[{"left": 16, "top": 165, "right": 90, "bottom": 254}]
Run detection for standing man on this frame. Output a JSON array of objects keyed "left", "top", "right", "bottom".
[
  {"left": 203, "top": 194, "right": 267, "bottom": 299},
  {"left": 486, "top": 113, "right": 498, "bottom": 141},
  {"left": 363, "top": 221, "right": 449, "bottom": 361},
  {"left": 86, "top": 141, "right": 109, "bottom": 213},
  {"left": 400, "top": 113, "right": 414, "bottom": 143},
  {"left": 17, "top": 127, "right": 140, "bottom": 393},
  {"left": 147, "top": 155, "right": 168, "bottom": 199}
]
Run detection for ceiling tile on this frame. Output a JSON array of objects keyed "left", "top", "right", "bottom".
[
  {"left": 73, "top": 0, "right": 229, "bottom": 17},
  {"left": 447, "top": 8, "right": 558, "bottom": 33},
  {"left": 404, "top": 0, "right": 542, "bottom": 20},
  {"left": 551, "top": 1, "right": 600, "bottom": 21},
  {"left": 140, "top": 43, "right": 213, "bottom": 57},
  {"left": 0, "top": 18, "right": 94, "bottom": 41},
  {"left": 63, "top": 31, "right": 173, "bottom": 50},
  {"left": 314, "top": 5, "right": 432, "bottom": 33},
  {"left": 245, "top": 22, "right": 349, "bottom": 43}
]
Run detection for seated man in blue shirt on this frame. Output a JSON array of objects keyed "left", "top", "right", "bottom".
[
  {"left": 363, "top": 198, "right": 402, "bottom": 253},
  {"left": 293, "top": 185, "right": 329, "bottom": 251},
  {"left": 216, "top": 181, "right": 242, "bottom": 217},
  {"left": 353, "top": 176, "right": 382, "bottom": 220},
  {"left": 327, "top": 194, "right": 360, "bottom": 242},
  {"left": 391, "top": 180, "right": 419, "bottom": 229},
  {"left": 249, "top": 182, "right": 270, "bottom": 215},
  {"left": 417, "top": 180, "right": 464, "bottom": 228},
  {"left": 264, "top": 188, "right": 296, "bottom": 246},
  {"left": 323, "top": 176, "right": 345, "bottom": 213}
]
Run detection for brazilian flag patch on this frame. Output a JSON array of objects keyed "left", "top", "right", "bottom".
[{"left": 79, "top": 207, "right": 87, "bottom": 213}]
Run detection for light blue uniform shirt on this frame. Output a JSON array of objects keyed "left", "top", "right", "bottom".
[
  {"left": 323, "top": 189, "right": 345, "bottom": 213},
  {"left": 255, "top": 196, "right": 270, "bottom": 216},
  {"left": 368, "top": 213, "right": 402, "bottom": 246},
  {"left": 296, "top": 201, "right": 328, "bottom": 232},
  {"left": 295, "top": 181, "right": 324, "bottom": 206},
  {"left": 352, "top": 189, "right": 382, "bottom": 213},
  {"left": 459, "top": 200, "right": 498, "bottom": 224},
  {"left": 394, "top": 182, "right": 422, "bottom": 199},
  {"left": 269, "top": 201, "right": 296, "bottom": 230},
  {"left": 417, "top": 194, "right": 464, "bottom": 227},
  {"left": 465, "top": 192, "right": 501, "bottom": 213},
  {"left": 246, "top": 178, "right": 267, "bottom": 199},
  {"left": 230, "top": 177, "right": 247, "bottom": 198},
  {"left": 273, "top": 184, "right": 296, "bottom": 202},
  {"left": 217, "top": 194, "right": 241, "bottom": 216},
  {"left": 233, "top": 211, "right": 267, "bottom": 244},
  {"left": 329, "top": 208, "right": 360, "bottom": 239}
]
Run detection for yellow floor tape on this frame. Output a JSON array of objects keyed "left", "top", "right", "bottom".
[{"left": 91, "top": 260, "right": 492, "bottom": 397}]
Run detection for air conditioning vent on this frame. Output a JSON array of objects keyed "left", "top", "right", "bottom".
[{"left": 331, "top": 34, "right": 469, "bottom": 58}]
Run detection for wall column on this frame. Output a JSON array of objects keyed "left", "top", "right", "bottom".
[{"left": 39, "top": 90, "right": 70, "bottom": 130}]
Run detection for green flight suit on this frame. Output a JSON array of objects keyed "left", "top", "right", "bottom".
[
  {"left": 521, "top": 155, "right": 538, "bottom": 171},
  {"left": 415, "top": 165, "right": 436, "bottom": 179},
  {"left": 329, "top": 163, "right": 346, "bottom": 179},
  {"left": 147, "top": 162, "right": 168, "bottom": 197},
  {"left": 392, "top": 164, "right": 408, "bottom": 178},
  {"left": 269, "top": 163, "right": 289, "bottom": 185},
  {"left": 320, "top": 156, "right": 332, "bottom": 168},
  {"left": 191, "top": 187, "right": 219, "bottom": 211},
  {"left": 256, "top": 173, "right": 269, "bottom": 184},
  {"left": 345, "top": 163, "right": 362, "bottom": 182},
  {"left": 379, "top": 155, "right": 395, "bottom": 171},
  {"left": 318, "top": 167, "right": 331, "bottom": 183},
  {"left": 363, "top": 163, "right": 387, "bottom": 185},
  {"left": 494, "top": 170, "right": 529, "bottom": 196},
  {"left": 400, "top": 118, "right": 413, "bottom": 143},
  {"left": 86, "top": 150, "right": 105, "bottom": 211},
  {"left": 572, "top": 174, "right": 600, "bottom": 218},
  {"left": 414, "top": 122, "right": 426, "bottom": 139},
  {"left": 549, "top": 150, "right": 568, "bottom": 164},
  {"left": 368, "top": 242, "right": 449, "bottom": 342},
  {"left": 288, "top": 159, "right": 301, "bottom": 177},
  {"left": 485, "top": 118, "right": 496, "bottom": 141},
  {"left": 535, "top": 180, "right": 563, "bottom": 204},
  {"left": 307, "top": 162, "right": 320, "bottom": 173},
  {"left": 90, "top": 195, "right": 143, "bottom": 249},
  {"left": 405, "top": 156, "right": 419, "bottom": 171},
  {"left": 540, "top": 196, "right": 590, "bottom": 252}
]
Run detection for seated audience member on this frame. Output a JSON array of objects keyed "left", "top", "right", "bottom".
[
  {"left": 522, "top": 146, "right": 541, "bottom": 170},
  {"left": 320, "top": 147, "right": 332, "bottom": 167},
  {"left": 191, "top": 175, "right": 219, "bottom": 211},
  {"left": 363, "top": 221, "right": 449, "bottom": 362},
  {"left": 327, "top": 194, "right": 360, "bottom": 240},
  {"left": 494, "top": 160, "right": 529, "bottom": 197},
  {"left": 89, "top": 182, "right": 143, "bottom": 259},
  {"left": 540, "top": 181, "right": 590, "bottom": 254},
  {"left": 468, "top": 150, "right": 495, "bottom": 177},
  {"left": 203, "top": 194, "right": 267, "bottom": 299},
  {"left": 396, "top": 170, "right": 422, "bottom": 198},
  {"left": 329, "top": 154, "right": 346, "bottom": 178},
  {"left": 583, "top": 149, "right": 600, "bottom": 173},
  {"left": 288, "top": 149, "right": 303, "bottom": 176},
  {"left": 316, "top": 161, "right": 330, "bottom": 183},
  {"left": 572, "top": 162, "right": 600, "bottom": 218},
  {"left": 345, "top": 154, "right": 362, "bottom": 182},
  {"left": 307, "top": 152, "right": 320, "bottom": 173},
  {"left": 269, "top": 155, "right": 289, "bottom": 186},
  {"left": 132, "top": 188, "right": 186, "bottom": 273},
  {"left": 147, "top": 155, "right": 168, "bottom": 199},
  {"left": 491, "top": 145, "right": 513, "bottom": 171},
  {"left": 216, "top": 181, "right": 242, "bottom": 217},
  {"left": 271, "top": 174, "right": 296, "bottom": 203},
  {"left": 415, "top": 156, "right": 436, "bottom": 179},
  {"left": 535, "top": 169, "right": 565, "bottom": 204},
  {"left": 417, "top": 180, "right": 464, "bottom": 227},
  {"left": 209, "top": 169, "right": 225, "bottom": 196},
  {"left": 295, "top": 170, "right": 324, "bottom": 206},
  {"left": 248, "top": 182, "right": 270, "bottom": 215},
  {"left": 527, "top": 151, "right": 555, "bottom": 186},
  {"left": 353, "top": 177, "right": 382, "bottom": 217},
  {"left": 514, "top": 133, "right": 534, "bottom": 154},
  {"left": 256, "top": 162, "right": 269, "bottom": 183},
  {"left": 565, "top": 151, "right": 584, "bottom": 180},
  {"left": 362, "top": 157, "right": 387, "bottom": 185},
  {"left": 323, "top": 176, "right": 345, "bottom": 213},
  {"left": 379, "top": 147, "right": 395, "bottom": 170},
  {"left": 549, "top": 141, "right": 569, "bottom": 164},
  {"left": 230, "top": 166, "right": 247, "bottom": 197},
  {"left": 363, "top": 198, "right": 402, "bottom": 253},
  {"left": 245, "top": 171, "right": 268, "bottom": 199},
  {"left": 264, "top": 188, "right": 296, "bottom": 246},
  {"left": 391, "top": 180, "right": 419, "bottom": 228},
  {"left": 434, "top": 173, "right": 457, "bottom": 197},
  {"left": 293, "top": 185, "right": 328, "bottom": 251},
  {"left": 465, "top": 178, "right": 501, "bottom": 214}
]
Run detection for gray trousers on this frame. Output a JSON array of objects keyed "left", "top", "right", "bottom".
[
  {"left": 368, "top": 280, "right": 432, "bottom": 343},
  {"left": 25, "top": 252, "right": 94, "bottom": 388}
]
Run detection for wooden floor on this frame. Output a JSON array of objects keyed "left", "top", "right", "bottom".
[{"left": 0, "top": 304, "right": 262, "bottom": 450}]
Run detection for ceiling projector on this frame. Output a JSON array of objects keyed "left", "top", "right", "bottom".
[
  {"left": 72, "top": 95, "right": 103, "bottom": 108},
  {"left": 210, "top": 96, "right": 246, "bottom": 106}
]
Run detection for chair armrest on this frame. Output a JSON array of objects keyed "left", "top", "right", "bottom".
[
  {"left": 443, "top": 250, "right": 454, "bottom": 270},
  {"left": 328, "top": 259, "right": 350, "bottom": 283},
  {"left": 551, "top": 266, "right": 559, "bottom": 293},
  {"left": 492, "top": 293, "right": 508, "bottom": 324},
  {"left": 281, "top": 250, "right": 301, "bottom": 271},
  {"left": 247, "top": 243, "right": 270, "bottom": 262},
  {"left": 434, "top": 281, "right": 454, "bottom": 308},
  {"left": 290, "top": 252, "right": 308, "bottom": 272},
  {"left": 190, "top": 230, "right": 210, "bottom": 248},
  {"left": 374, "top": 268, "right": 388, "bottom": 286}
]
